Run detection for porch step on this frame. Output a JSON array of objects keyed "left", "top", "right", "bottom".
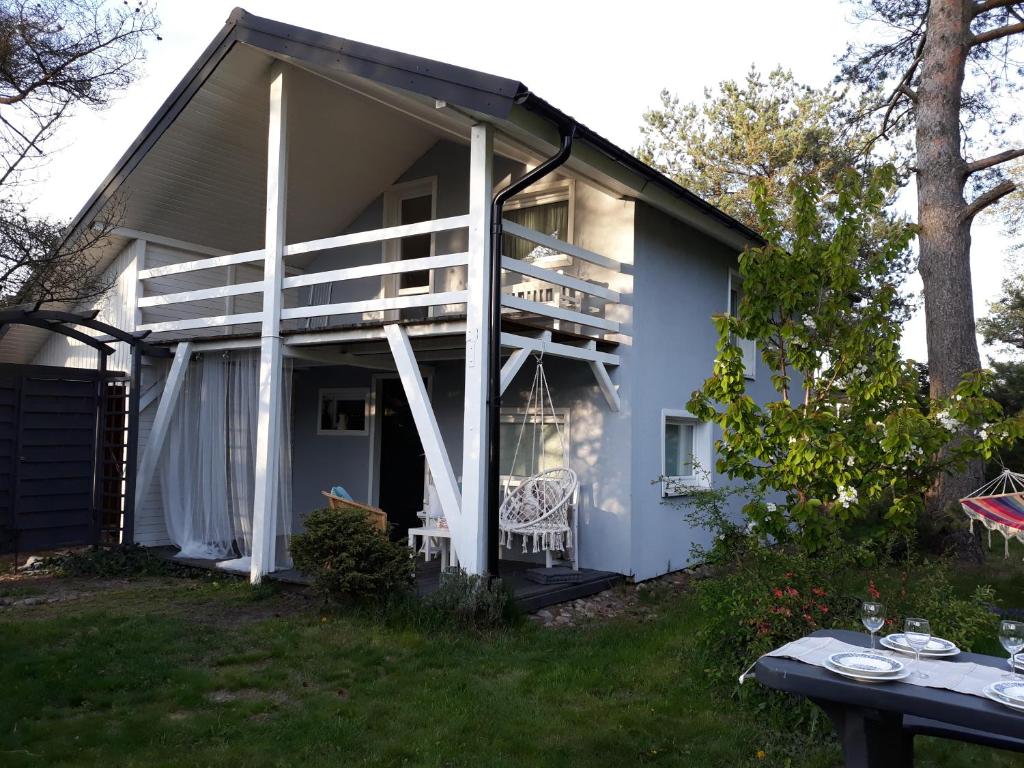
[{"left": 523, "top": 566, "right": 591, "bottom": 585}]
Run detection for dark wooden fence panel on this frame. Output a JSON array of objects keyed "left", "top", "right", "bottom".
[{"left": 0, "top": 366, "right": 127, "bottom": 555}]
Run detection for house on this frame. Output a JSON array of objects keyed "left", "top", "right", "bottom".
[{"left": 2, "top": 9, "right": 774, "bottom": 583}]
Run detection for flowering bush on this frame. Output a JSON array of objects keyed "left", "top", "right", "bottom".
[{"left": 686, "top": 168, "right": 1024, "bottom": 550}]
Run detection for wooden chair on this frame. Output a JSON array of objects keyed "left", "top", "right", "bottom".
[{"left": 320, "top": 491, "right": 388, "bottom": 533}]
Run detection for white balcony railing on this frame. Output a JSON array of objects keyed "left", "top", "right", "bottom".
[{"left": 135, "top": 215, "right": 627, "bottom": 341}]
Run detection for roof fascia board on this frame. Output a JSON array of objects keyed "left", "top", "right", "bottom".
[{"left": 232, "top": 11, "right": 522, "bottom": 117}]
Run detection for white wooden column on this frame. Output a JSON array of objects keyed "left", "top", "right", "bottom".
[
  {"left": 459, "top": 123, "right": 493, "bottom": 574},
  {"left": 250, "top": 63, "right": 289, "bottom": 584}
]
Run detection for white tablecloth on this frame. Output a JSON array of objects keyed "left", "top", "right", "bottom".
[{"left": 751, "top": 635, "right": 1009, "bottom": 702}]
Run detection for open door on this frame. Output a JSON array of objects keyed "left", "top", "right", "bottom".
[{"left": 375, "top": 377, "right": 425, "bottom": 539}]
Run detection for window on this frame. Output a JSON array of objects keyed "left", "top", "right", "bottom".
[
  {"left": 661, "top": 409, "right": 712, "bottom": 495},
  {"left": 501, "top": 181, "right": 573, "bottom": 266},
  {"left": 383, "top": 178, "right": 436, "bottom": 298},
  {"left": 729, "top": 269, "right": 757, "bottom": 380},
  {"left": 499, "top": 408, "right": 569, "bottom": 481},
  {"left": 398, "top": 194, "right": 432, "bottom": 292},
  {"left": 317, "top": 388, "right": 370, "bottom": 436}
]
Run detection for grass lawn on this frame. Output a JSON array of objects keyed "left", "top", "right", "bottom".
[{"left": 1, "top": 573, "right": 1023, "bottom": 768}]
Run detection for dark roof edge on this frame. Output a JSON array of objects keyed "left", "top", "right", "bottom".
[
  {"left": 520, "top": 94, "right": 764, "bottom": 246},
  {"left": 57, "top": 7, "right": 760, "bottom": 264}
]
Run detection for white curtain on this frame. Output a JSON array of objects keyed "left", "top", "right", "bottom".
[{"left": 160, "top": 351, "right": 293, "bottom": 567}]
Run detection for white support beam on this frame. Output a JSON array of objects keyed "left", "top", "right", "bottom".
[
  {"left": 499, "top": 348, "right": 530, "bottom": 396},
  {"left": 459, "top": 123, "right": 493, "bottom": 575},
  {"left": 137, "top": 311, "right": 264, "bottom": 334},
  {"left": 282, "top": 252, "right": 468, "bottom": 290},
  {"left": 500, "top": 332, "right": 620, "bottom": 366},
  {"left": 585, "top": 341, "right": 621, "bottom": 412},
  {"left": 134, "top": 342, "right": 191, "bottom": 514},
  {"left": 501, "top": 220, "right": 621, "bottom": 271},
  {"left": 251, "top": 63, "right": 289, "bottom": 584},
  {"left": 283, "top": 215, "right": 470, "bottom": 259},
  {"left": 138, "top": 374, "right": 166, "bottom": 412},
  {"left": 284, "top": 320, "right": 467, "bottom": 347},
  {"left": 500, "top": 256, "right": 620, "bottom": 302},
  {"left": 137, "top": 248, "right": 265, "bottom": 280},
  {"left": 110, "top": 227, "right": 228, "bottom": 258},
  {"left": 500, "top": 294, "right": 620, "bottom": 332},
  {"left": 384, "top": 324, "right": 464, "bottom": 557},
  {"left": 280, "top": 290, "right": 467, "bottom": 321},
  {"left": 136, "top": 279, "right": 264, "bottom": 308}
]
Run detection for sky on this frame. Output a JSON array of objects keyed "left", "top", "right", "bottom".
[{"left": 25, "top": 0, "right": 1019, "bottom": 363}]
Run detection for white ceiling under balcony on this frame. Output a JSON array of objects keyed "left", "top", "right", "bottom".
[{"left": 116, "top": 43, "right": 451, "bottom": 254}]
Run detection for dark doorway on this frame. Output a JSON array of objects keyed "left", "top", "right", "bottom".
[{"left": 376, "top": 378, "right": 425, "bottom": 539}]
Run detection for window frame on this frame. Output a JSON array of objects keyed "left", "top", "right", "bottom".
[
  {"left": 660, "top": 408, "right": 712, "bottom": 496},
  {"left": 728, "top": 268, "right": 757, "bottom": 381},
  {"left": 502, "top": 178, "right": 575, "bottom": 266},
  {"left": 382, "top": 177, "right": 438, "bottom": 299},
  {"left": 317, "top": 387, "right": 371, "bottom": 437},
  {"left": 498, "top": 406, "right": 571, "bottom": 484}
]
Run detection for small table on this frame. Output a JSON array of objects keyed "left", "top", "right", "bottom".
[
  {"left": 754, "top": 629, "right": 1024, "bottom": 767},
  {"left": 407, "top": 526, "right": 456, "bottom": 570}
]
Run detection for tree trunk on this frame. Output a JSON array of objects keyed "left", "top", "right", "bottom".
[{"left": 916, "top": 0, "right": 985, "bottom": 523}]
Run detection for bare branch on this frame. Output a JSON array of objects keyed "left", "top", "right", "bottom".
[
  {"left": 962, "top": 179, "right": 1017, "bottom": 221},
  {"left": 965, "top": 147, "right": 1024, "bottom": 175},
  {"left": 880, "top": 35, "right": 926, "bottom": 138},
  {"left": 971, "top": 21, "right": 1024, "bottom": 46},
  {"left": 972, "top": 0, "right": 1024, "bottom": 18}
]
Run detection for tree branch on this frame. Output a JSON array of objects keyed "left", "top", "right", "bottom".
[
  {"left": 881, "top": 35, "right": 926, "bottom": 138},
  {"left": 972, "top": 21, "right": 1024, "bottom": 46},
  {"left": 972, "top": 0, "right": 1024, "bottom": 18},
  {"left": 965, "top": 147, "right": 1024, "bottom": 175},
  {"left": 962, "top": 179, "right": 1017, "bottom": 221}
]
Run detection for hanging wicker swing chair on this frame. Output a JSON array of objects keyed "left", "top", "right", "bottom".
[{"left": 498, "top": 353, "right": 579, "bottom": 569}]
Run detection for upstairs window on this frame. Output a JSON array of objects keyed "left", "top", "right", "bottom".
[
  {"left": 501, "top": 181, "right": 573, "bottom": 266},
  {"left": 729, "top": 269, "right": 756, "bottom": 380}
]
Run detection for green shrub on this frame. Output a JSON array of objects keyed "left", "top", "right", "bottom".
[
  {"left": 44, "top": 544, "right": 172, "bottom": 578},
  {"left": 290, "top": 507, "right": 414, "bottom": 604},
  {"left": 420, "top": 570, "right": 519, "bottom": 632}
]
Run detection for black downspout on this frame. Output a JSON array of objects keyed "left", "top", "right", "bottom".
[{"left": 485, "top": 124, "right": 576, "bottom": 575}]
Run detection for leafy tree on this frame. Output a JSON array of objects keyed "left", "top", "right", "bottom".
[
  {"left": 687, "top": 166, "right": 1023, "bottom": 549},
  {"left": 838, "top": 0, "right": 1024, "bottom": 512},
  {"left": 638, "top": 66, "right": 914, "bottom": 317},
  {"left": 0, "top": 0, "right": 159, "bottom": 306},
  {"left": 979, "top": 272, "right": 1024, "bottom": 468}
]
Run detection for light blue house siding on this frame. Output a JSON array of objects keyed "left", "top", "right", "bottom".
[{"left": 627, "top": 203, "right": 774, "bottom": 581}]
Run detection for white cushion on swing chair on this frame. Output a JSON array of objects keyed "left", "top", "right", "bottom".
[{"left": 499, "top": 467, "right": 577, "bottom": 534}]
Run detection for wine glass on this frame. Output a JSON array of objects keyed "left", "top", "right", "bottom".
[
  {"left": 904, "top": 617, "right": 931, "bottom": 679},
  {"left": 999, "top": 620, "right": 1024, "bottom": 679},
  {"left": 861, "top": 601, "right": 885, "bottom": 651}
]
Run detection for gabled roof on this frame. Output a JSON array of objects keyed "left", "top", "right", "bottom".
[{"left": 62, "top": 7, "right": 761, "bottom": 256}]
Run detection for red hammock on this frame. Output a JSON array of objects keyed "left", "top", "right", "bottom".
[{"left": 960, "top": 469, "right": 1024, "bottom": 558}]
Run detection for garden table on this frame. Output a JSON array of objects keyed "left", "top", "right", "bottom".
[{"left": 754, "top": 628, "right": 1024, "bottom": 767}]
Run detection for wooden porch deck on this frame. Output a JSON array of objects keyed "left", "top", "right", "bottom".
[{"left": 155, "top": 548, "right": 622, "bottom": 613}]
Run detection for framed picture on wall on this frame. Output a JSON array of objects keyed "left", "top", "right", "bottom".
[{"left": 317, "top": 388, "right": 370, "bottom": 436}]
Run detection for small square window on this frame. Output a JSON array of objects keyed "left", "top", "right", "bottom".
[
  {"left": 317, "top": 388, "right": 370, "bottom": 436},
  {"left": 661, "top": 410, "right": 711, "bottom": 495}
]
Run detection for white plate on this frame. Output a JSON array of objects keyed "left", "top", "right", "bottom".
[
  {"left": 983, "top": 682, "right": 1024, "bottom": 712},
  {"left": 824, "top": 658, "right": 911, "bottom": 683},
  {"left": 829, "top": 652, "right": 905, "bottom": 677},
  {"left": 880, "top": 634, "right": 960, "bottom": 657}
]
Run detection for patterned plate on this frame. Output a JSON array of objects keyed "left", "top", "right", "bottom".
[
  {"left": 824, "top": 658, "right": 911, "bottom": 683},
  {"left": 828, "top": 652, "right": 904, "bottom": 677},
  {"left": 983, "top": 682, "right": 1024, "bottom": 712},
  {"left": 881, "top": 634, "right": 960, "bottom": 656}
]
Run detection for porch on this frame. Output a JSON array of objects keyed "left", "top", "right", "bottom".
[{"left": 161, "top": 549, "right": 623, "bottom": 613}]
